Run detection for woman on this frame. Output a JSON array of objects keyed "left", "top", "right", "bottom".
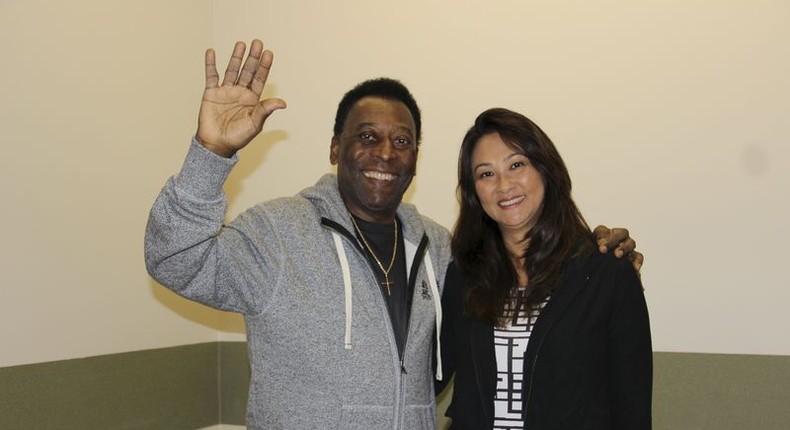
[{"left": 438, "top": 108, "right": 652, "bottom": 429}]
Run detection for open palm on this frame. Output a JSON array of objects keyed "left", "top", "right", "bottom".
[{"left": 196, "top": 40, "right": 286, "bottom": 158}]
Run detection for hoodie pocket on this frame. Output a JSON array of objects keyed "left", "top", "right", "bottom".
[
  {"left": 336, "top": 403, "right": 436, "bottom": 429},
  {"left": 402, "top": 404, "right": 436, "bottom": 429},
  {"left": 337, "top": 405, "right": 393, "bottom": 430}
]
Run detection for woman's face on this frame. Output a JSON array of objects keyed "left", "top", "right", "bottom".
[{"left": 471, "top": 132, "right": 545, "bottom": 238}]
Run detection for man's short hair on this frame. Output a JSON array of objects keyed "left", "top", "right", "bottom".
[{"left": 333, "top": 78, "right": 422, "bottom": 145}]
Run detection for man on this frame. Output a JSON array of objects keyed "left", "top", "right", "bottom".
[{"left": 145, "top": 39, "right": 638, "bottom": 430}]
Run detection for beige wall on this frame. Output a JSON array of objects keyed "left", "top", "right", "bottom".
[
  {"left": 2, "top": 0, "right": 788, "bottom": 367},
  {"left": 0, "top": 0, "right": 221, "bottom": 366},
  {"left": 211, "top": 0, "right": 790, "bottom": 356}
]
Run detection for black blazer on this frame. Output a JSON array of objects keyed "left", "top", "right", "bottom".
[{"left": 437, "top": 252, "right": 652, "bottom": 430}]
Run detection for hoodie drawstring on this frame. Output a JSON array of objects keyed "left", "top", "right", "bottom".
[
  {"left": 332, "top": 231, "right": 354, "bottom": 349},
  {"left": 331, "top": 230, "right": 443, "bottom": 381}
]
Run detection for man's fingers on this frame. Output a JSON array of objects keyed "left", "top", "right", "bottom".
[
  {"left": 204, "top": 49, "right": 219, "bottom": 89},
  {"left": 618, "top": 237, "right": 636, "bottom": 254},
  {"left": 221, "top": 41, "right": 247, "bottom": 86},
  {"left": 594, "top": 226, "right": 634, "bottom": 253},
  {"left": 615, "top": 241, "right": 642, "bottom": 273},
  {"left": 609, "top": 227, "right": 630, "bottom": 243},
  {"left": 592, "top": 225, "right": 609, "bottom": 237},
  {"left": 593, "top": 225, "right": 611, "bottom": 252},
  {"left": 631, "top": 252, "right": 644, "bottom": 272},
  {"left": 251, "top": 98, "right": 287, "bottom": 127},
  {"left": 621, "top": 250, "right": 644, "bottom": 272},
  {"left": 250, "top": 49, "right": 275, "bottom": 96},
  {"left": 237, "top": 39, "right": 264, "bottom": 88},
  {"left": 603, "top": 227, "right": 630, "bottom": 250}
]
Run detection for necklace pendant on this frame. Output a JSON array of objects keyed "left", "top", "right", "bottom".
[{"left": 350, "top": 216, "right": 399, "bottom": 298}]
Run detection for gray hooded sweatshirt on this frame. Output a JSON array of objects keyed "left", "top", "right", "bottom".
[{"left": 145, "top": 139, "right": 452, "bottom": 430}]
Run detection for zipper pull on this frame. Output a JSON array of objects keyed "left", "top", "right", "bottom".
[{"left": 400, "top": 359, "right": 408, "bottom": 374}]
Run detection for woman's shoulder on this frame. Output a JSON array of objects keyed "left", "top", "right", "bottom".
[
  {"left": 560, "top": 248, "right": 641, "bottom": 290},
  {"left": 567, "top": 248, "right": 637, "bottom": 275},
  {"left": 574, "top": 251, "right": 644, "bottom": 299}
]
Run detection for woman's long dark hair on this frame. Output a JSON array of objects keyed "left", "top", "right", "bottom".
[{"left": 452, "top": 108, "right": 594, "bottom": 326}]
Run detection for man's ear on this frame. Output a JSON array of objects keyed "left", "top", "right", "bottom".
[{"left": 330, "top": 136, "right": 339, "bottom": 165}]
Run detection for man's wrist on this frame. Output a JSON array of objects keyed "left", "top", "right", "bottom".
[{"left": 173, "top": 137, "right": 238, "bottom": 201}]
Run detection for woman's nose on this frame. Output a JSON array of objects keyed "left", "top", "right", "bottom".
[{"left": 496, "top": 173, "right": 513, "bottom": 193}]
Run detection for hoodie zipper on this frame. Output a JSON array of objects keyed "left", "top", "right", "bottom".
[
  {"left": 322, "top": 219, "right": 403, "bottom": 363},
  {"left": 324, "top": 218, "right": 433, "bottom": 429},
  {"left": 399, "top": 233, "right": 430, "bottom": 375},
  {"left": 324, "top": 218, "right": 412, "bottom": 429},
  {"left": 396, "top": 232, "right": 430, "bottom": 429}
]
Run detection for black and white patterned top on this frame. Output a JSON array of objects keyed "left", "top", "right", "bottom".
[{"left": 493, "top": 290, "right": 549, "bottom": 430}]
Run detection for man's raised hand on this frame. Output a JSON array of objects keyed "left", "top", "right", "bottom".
[{"left": 196, "top": 39, "right": 286, "bottom": 157}]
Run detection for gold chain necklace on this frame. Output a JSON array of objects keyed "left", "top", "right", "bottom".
[{"left": 350, "top": 216, "right": 398, "bottom": 296}]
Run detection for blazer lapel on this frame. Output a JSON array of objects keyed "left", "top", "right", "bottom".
[{"left": 469, "top": 317, "right": 496, "bottom": 424}]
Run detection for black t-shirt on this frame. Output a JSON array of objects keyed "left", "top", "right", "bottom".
[{"left": 351, "top": 216, "right": 411, "bottom": 358}]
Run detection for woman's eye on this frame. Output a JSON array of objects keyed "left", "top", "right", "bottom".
[
  {"left": 511, "top": 161, "right": 524, "bottom": 169},
  {"left": 478, "top": 171, "right": 493, "bottom": 179}
]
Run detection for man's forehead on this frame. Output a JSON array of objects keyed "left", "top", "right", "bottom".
[{"left": 346, "top": 96, "right": 415, "bottom": 128}]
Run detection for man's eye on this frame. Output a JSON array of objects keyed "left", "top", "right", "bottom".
[
  {"left": 359, "top": 132, "right": 376, "bottom": 141},
  {"left": 394, "top": 137, "right": 412, "bottom": 147}
]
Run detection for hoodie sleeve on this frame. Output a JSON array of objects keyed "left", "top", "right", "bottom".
[{"left": 143, "top": 138, "right": 268, "bottom": 315}]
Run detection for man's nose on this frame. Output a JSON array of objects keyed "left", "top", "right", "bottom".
[{"left": 374, "top": 139, "right": 395, "bottom": 160}]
